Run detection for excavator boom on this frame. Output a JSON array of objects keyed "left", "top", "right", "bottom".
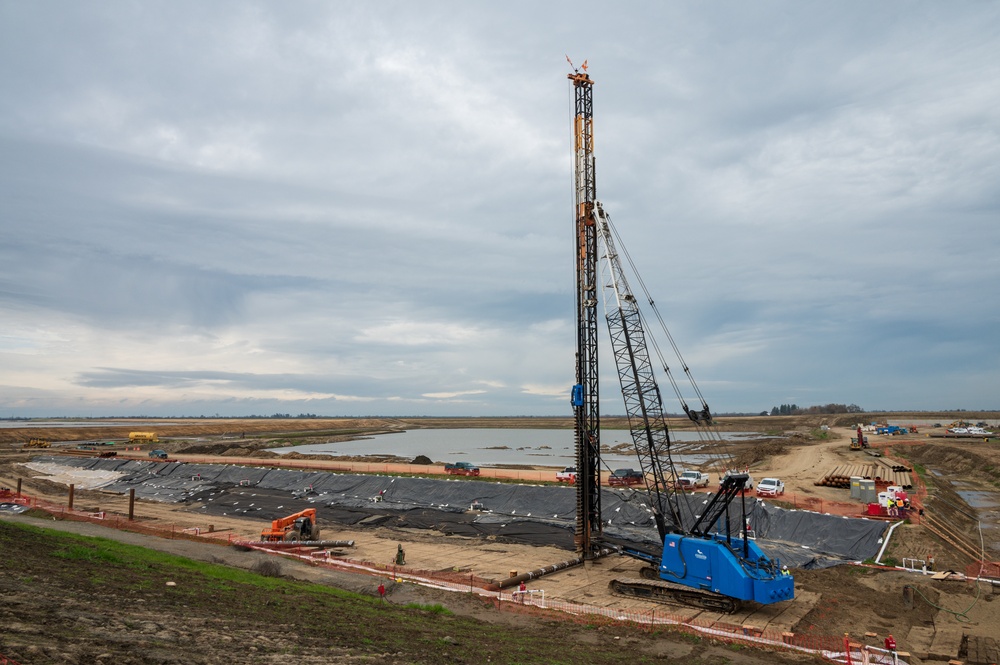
[{"left": 260, "top": 508, "right": 321, "bottom": 542}]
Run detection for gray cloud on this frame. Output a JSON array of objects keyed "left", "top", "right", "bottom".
[{"left": 1, "top": 2, "right": 998, "bottom": 417}]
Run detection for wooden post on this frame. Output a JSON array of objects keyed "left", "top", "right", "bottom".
[
  {"left": 16, "top": 478, "right": 22, "bottom": 496},
  {"left": 128, "top": 488, "right": 135, "bottom": 521},
  {"left": 68, "top": 483, "right": 74, "bottom": 510}
]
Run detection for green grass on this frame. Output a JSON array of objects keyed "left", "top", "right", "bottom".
[
  {"left": 52, "top": 543, "right": 126, "bottom": 565},
  {"left": 1, "top": 520, "right": 689, "bottom": 664},
  {"left": 404, "top": 602, "right": 454, "bottom": 615}
]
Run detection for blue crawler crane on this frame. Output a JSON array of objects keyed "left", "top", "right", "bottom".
[
  {"left": 566, "top": 65, "right": 793, "bottom": 613},
  {"left": 592, "top": 204, "right": 794, "bottom": 612}
]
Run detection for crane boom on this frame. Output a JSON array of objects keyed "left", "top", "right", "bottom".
[
  {"left": 594, "top": 203, "right": 684, "bottom": 540},
  {"left": 568, "top": 67, "right": 601, "bottom": 556},
  {"left": 567, "top": 63, "right": 794, "bottom": 609}
]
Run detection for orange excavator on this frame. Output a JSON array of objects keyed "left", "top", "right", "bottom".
[{"left": 260, "top": 508, "right": 321, "bottom": 542}]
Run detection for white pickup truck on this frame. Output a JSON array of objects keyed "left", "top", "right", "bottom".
[
  {"left": 756, "top": 477, "right": 785, "bottom": 497},
  {"left": 676, "top": 470, "right": 710, "bottom": 489},
  {"left": 719, "top": 470, "right": 755, "bottom": 492},
  {"left": 556, "top": 467, "right": 577, "bottom": 484}
]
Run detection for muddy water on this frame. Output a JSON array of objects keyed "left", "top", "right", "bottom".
[{"left": 267, "top": 428, "right": 758, "bottom": 468}]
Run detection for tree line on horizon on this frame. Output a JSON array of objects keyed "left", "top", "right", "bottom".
[{"left": 769, "top": 403, "right": 864, "bottom": 416}]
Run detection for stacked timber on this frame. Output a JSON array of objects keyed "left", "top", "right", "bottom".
[{"left": 815, "top": 460, "right": 912, "bottom": 489}]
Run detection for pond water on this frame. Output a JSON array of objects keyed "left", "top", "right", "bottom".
[
  {"left": 267, "top": 428, "right": 759, "bottom": 468},
  {"left": 0, "top": 420, "right": 183, "bottom": 429}
]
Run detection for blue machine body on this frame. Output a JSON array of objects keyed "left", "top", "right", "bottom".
[{"left": 659, "top": 533, "right": 794, "bottom": 605}]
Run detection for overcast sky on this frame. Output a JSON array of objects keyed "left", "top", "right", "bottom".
[{"left": 1, "top": 2, "right": 998, "bottom": 418}]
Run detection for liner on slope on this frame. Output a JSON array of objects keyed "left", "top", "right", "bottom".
[{"left": 30, "top": 457, "right": 887, "bottom": 568}]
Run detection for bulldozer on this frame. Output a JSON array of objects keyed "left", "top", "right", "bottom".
[
  {"left": 260, "top": 508, "right": 321, "bottom": 542},
  {"left": 22, "top": 438, "right": 50, "bottom": 449}
]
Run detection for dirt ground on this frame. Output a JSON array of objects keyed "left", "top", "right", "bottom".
[{"left": 2, "top": 414, "right": 1000, "bottom": 663}]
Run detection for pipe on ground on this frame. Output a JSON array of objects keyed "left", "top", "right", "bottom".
[
  {"left": 497, "top": 547, "right": 616, "bottom": 589},
  {"left": 249, "top": 540, "right": 355, "bottom": 548}
]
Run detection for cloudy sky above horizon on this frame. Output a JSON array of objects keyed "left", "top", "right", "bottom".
[{"left": 1, "top": 2, "right": 998, "bottom": 418}]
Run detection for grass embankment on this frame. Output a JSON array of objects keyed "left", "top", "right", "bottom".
[{"left": 0, "top": 520, "right": 681, "bottom": 664}]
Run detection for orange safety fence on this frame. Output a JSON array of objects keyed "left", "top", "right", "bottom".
[
  {"left": 965, "top": 560, "right": 1000, "bottom": 580},
  {"left": 9, "top": 490, "right": 908, "bottom": 663},
  {"left": 5, "top": 493, "right": 236, "bottom": 546}
]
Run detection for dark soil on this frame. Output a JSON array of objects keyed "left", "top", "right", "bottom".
[{"left": 0, "top": 517, "right": 819, "bottom": 665}]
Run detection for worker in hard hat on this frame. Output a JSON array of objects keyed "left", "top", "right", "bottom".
[{"left": 781, "top": 565, "right": 790, "bottom": 576}]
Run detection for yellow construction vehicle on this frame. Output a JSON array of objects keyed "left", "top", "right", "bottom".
[
  {"left": 129, "top": 431, "right": 159, "bottom": 443},
  {"left": 260, "top": 508, "right": 321, "bottom": 542},
  {"left": 22, "top": 438, "right": 50, "bottom": 449}
]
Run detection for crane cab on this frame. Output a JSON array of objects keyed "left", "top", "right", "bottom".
[{"left": 659, "top": 533, "right": 794, "bottom": 605}]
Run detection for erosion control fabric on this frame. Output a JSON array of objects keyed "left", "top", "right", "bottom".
[{"left": 30, "top": 456, "right": 887, "bottom": 568}]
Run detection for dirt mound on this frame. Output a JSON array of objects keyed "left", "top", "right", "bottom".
[
  {"left": 900, "top": 443, "right": 1000, "bottom": 485},
  {"left": 219, "top": 447, "right": 281, "bottom": 458}
]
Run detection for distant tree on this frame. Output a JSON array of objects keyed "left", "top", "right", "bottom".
[{"left": 771, "top": 403, "right": 863, "bottom": 415}]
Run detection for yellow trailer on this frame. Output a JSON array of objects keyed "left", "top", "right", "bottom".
[{"left": 129, "top": 431, "right": 159, "bottom": 443}]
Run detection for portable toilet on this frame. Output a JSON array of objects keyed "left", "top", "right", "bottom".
[
  {"left": 850, "top": 476, "right": 862, "bottom": 500},
  {"left": 859, "top": 479, "right": 877, "bottom": 504}
]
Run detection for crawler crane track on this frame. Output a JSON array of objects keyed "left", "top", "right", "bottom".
[{"left": 609, "top": 567, "right": 742, "bottom": 613}]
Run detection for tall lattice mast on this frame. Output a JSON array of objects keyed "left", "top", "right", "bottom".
[{"left": 568, "top": 63, "right": 601, "bottom": 555}]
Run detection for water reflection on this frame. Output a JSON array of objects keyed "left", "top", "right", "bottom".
[{"left": 267, "top": 428, "right": 756, "bottom": 468}]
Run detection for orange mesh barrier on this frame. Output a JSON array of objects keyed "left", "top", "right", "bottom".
[{"left": 17, "top": 492, "right": 881, "bottom": 662}]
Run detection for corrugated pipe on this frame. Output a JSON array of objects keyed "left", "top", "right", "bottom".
[
  {"left": 497, "top": 547, "right": 616, "bottom": 588},
  {"left": 875, "top": 521, "right": 903, "bottom": 565}
]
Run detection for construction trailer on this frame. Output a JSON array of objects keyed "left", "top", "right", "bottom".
[{"left": 129, "top": 432, "right": 159, "bottom": 444}]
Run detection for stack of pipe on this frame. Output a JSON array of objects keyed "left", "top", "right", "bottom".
[{"left": 815, "top": 462, "right": 912, "bottom": 489}]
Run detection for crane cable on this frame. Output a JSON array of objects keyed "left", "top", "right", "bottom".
[
  {"left": 599, "top": 212, "right": 737, "bottom": 476},
  {"left": 604, "top": 217, "right": 713, "bottom": 420}
]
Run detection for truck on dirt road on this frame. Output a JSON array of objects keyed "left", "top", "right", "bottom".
[
  {"left": 444, "top": 462, "right": 480, "bottom": 476},
  {"left": 676, "top": 470, "right": 710, "bottom": 489},
  {"left": 719, "top": 470, "right": 755, "bottom": 492},
  {"left": 756, "top": 478, "right": 785, "bottom": 497},
  {"left": 607, "top": 468, "right": 644, "bottom": 487},
  {"left": 556, "top": 467, "right": 577, "bottom": 483}
]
